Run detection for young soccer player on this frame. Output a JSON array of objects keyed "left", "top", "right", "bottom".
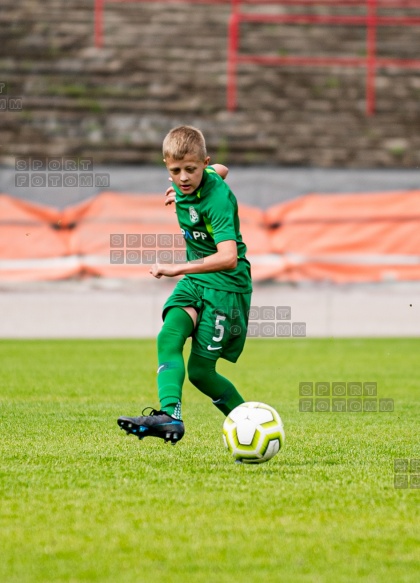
[{"left": 117, "top": 126, "right": 252, "bottom": 444}]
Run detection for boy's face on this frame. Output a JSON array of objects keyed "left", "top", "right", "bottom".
[{"left": 164, "top": 154, "right": 210, "bottom": 195}]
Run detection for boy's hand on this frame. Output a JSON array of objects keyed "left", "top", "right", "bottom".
[
  {"left": 149, "top": 263, "right": 179, "bottom": 278},
  {"left": 165, "top": 185, "right": 176, "bottom": 206}
]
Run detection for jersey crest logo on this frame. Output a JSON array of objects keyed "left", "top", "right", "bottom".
[{"left": 189, "top": 206, "right": 199, "bottom": 224}]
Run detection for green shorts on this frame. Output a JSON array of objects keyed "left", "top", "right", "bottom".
[{"left": 162, "top": 277, "right": 251, "bottom": 363}]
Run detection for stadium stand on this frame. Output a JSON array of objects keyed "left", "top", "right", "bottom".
[{"left": 1, "top": 0, "right": 420, "bottom": 166}]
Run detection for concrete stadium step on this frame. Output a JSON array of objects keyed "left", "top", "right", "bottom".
[{"left": 1, "top": 0, "right": 420, "bottom": 166}]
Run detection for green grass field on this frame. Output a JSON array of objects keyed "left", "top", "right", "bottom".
[{"left": 1, "top": 338, "right": 419, "bottom": 583}]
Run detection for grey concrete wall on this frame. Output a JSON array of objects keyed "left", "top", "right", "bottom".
[{"left": 0, "top": 280, "right": 418, "bottom": 338}]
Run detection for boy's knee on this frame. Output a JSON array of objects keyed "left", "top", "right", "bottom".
[
  {"left": 158, "top": 308, "right": 194, "bottom": 351},
  {"left": 157, "top": 320, "right": 184, "bottom": 349}
]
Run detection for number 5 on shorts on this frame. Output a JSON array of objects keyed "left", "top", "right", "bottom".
[{"left": 212, "top": 314, "right": 226, "bottom": 342}]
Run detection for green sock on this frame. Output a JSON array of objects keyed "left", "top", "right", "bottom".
[
  {"left": 187, "top": 353, "right": 245, "bottom": 415},
  {"left": 157, "top": 307, "right": 194, "bottom": 418}
]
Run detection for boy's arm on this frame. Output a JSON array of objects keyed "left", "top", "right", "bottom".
[
  {"left": 150, "top": 240, "right": 237, "bottom": 278},
  {"left": 164, "top": 164, "right": 229, "bottom": 206}
]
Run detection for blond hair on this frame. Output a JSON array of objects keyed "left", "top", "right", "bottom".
[{"left": 163, "top": 125, "right": 207, "bottom": 161}]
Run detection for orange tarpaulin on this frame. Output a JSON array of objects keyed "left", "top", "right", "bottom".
[
  {"left": 67, "top": 193, "right": 181, "bottom": 278},
  {"left": 0, "top": 194, "right": 79, "bottom": 281},
  {"left": 266, "top": 191, "right": 420, "bottom": 282},
  {"left": 0, "top": 192, "right": 274, "bottom": 281},
  {"left": 1, "top": 190, "right": 420, "bottom": 283}
]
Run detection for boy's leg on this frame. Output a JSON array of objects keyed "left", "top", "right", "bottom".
[
  {"left": 187, "top": 352, "right": 245, "bottom": 415},
  {"left": 157, "top": 306, "right": 195, "bottom": 417},
  {"left": 117, "top": 306, "right": 194, "bottom": 443}
]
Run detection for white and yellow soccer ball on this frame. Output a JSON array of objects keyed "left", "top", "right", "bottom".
[{"left": 223, "top": 402, "right": 285, "bottom": 464}]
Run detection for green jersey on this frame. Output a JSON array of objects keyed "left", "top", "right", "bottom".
[{"left": 173, "top": 167, "right": 252, "bottom": 293}]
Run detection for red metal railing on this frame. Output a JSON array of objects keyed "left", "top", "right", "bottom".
[
  {"left": 228, "top": 0, "right": 420, "bottom": 115},
  {"left": 94, "top": 0, "right": 420, "bottom": 115}
]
